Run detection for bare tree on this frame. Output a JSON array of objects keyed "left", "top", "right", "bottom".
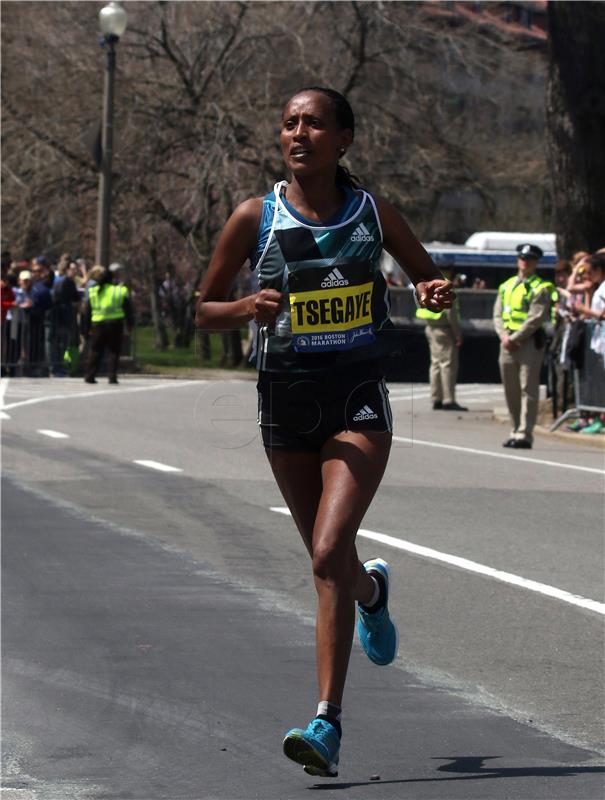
[{"left": 2, "top": 0, "right": 552, "bottom": 308}]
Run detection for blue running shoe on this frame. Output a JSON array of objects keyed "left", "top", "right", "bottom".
[
  {"left": 283, "top": 718, "right": 340, "bottom": 777},
  {"left": 357, "top": 557, "right": 399, "bottom": 666}
]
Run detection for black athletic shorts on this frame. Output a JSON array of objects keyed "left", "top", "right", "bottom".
[{"left": 257, "top": 361, "right": 393, "bottom": 452}]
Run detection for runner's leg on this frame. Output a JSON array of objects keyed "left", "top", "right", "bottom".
[
  {"left": 267, "top": 429, "right": 390, "bottom": 708},
  {"left": 267, "top": 450, "right": 322, "bottom": 558},
  {"left": 313, "top": 429, "right": 392, "bottom": 706}
]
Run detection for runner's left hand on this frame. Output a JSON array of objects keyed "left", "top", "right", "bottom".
[{"left": 416, "top": 279, "right": 454, "bottom": 312}]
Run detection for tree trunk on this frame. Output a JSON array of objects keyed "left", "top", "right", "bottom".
[
  {"left": 182, "top": 297, "right": 196, "bottom": 347},
  {"left": 149, "top": 287, "right": 169, "bottom": 351},
  {"left": 546, "top": 1, "right": 605, "bottom": 256}
]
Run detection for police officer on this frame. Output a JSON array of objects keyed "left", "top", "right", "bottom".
[
  {"left": 108, "top": 262, "right": 125, "bottom": 284},
  {"left": 493, "top": 243, "right": 551, "bottom": 448},
  {"left": 416, "top": 284, "right": 467, "bottom": 411},
  {"left": 83, "top": 265, "right": 134, "bottom": 384}
]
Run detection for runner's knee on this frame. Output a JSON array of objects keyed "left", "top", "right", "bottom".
[{"left": 312, "top": 539, "right": 356, "bottom": 585}]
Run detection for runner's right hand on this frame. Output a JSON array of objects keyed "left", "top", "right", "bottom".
[{"left": 251, "top": 289, "right": 283, "bottom": 324}]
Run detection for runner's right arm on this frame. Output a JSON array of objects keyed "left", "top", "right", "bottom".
[{"left": 195, "top": 198, "right": 283, "bottom": 330}]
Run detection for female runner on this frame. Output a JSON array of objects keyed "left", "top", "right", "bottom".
[{"left": 196, "top": 87, "right": 453, "bottom": 777}]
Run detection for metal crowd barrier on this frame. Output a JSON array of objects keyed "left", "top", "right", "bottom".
[
  {"left": 550, "top": 320, "right": 605, "bottom": 430},
  {"left": 1, "top": 307, "right": 134, "bottom": 377},
  {"left": 1, "top": 309, "right": 48, "bottom": 376}
]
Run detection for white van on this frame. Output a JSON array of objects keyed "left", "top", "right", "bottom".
[
  {"left": 421, "top": 231, "right": 557, "bottom": 288},
  {"left": 464, "top": 231, "right": 556, "bottom": 253}
]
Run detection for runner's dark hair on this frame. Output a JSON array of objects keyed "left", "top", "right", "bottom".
[{"left": 299, "top": 86, "right": 363, "bottom": 190}]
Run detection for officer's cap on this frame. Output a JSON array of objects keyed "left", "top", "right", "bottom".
[
  {"left": 516, "top": 243, "right": 543, "bottom": 260},
  {"left": 109, "top": 262, "right": 123, "bottom": 273}
]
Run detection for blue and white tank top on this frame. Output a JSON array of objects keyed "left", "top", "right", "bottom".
[{"left": 251, "top": 180, "right": 399, "bottom": 372}]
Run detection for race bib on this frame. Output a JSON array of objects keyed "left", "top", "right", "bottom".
[{"left": 288, "top": 262, "right": 375, "bottom": 352}]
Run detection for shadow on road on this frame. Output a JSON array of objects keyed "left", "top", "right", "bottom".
[{"left": 309, "top": 755, "right": 605, "bottom": 790}]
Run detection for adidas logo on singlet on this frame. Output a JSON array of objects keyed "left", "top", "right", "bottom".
[
  {"left": 321, "top": 267, "right": 349, "bottom": 288},
  {"left": 353, "top": 404, "right": 379, "bottom": 421},
  {"left": 351, "top": 222, "right": 374, "bottom": 242}
]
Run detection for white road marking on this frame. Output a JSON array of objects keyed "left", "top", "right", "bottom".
[
  {"left": 270, "top": 507, "right": 605, "bottom": 615},
  {"left": 1, "top": 380, "right": 208, "bottom": 412},
  {"left": 392, "top": 436, "right": 604, "bottom": 475},
  {"left": 133, "top": 460, "right": 183, "bottom": 473},
  {"left": 37, "top": 429, "right": 69, "bottom": 439},
  {"left": 0, "top": 411, "right": 10, "bottom": 420}
]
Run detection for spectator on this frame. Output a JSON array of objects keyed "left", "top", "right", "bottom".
[
  {"left": 557, "top": 251, "right": 605, "bottom": 434},
  {"left": 74, "top": 258, "right": 88, "bottom": 289},
  {"left": 566, "top": 254, "right": 592, "bottom": 305},
  {"left": 1, "top": 264, "right": 15, "bottom": 322},
  {"left": 553, "top": 260, "right": 572, "bottom": 300},
  {"left": 548, "top": 259, "right": 574, "bottom": 415},
  {"left": 53, "top": 253, "right": 70, "bottom": 287},
  {"left": 1, "top": 267, "right": 16, "bottom": 376},
  {"left": 159, "top": 268, "right": 192, "bottom": 346},
  {"left": 14, "top": 269, "right": 32, "bottom": 306},
  {"left": 51, "top": 260, "right": 81, "bottom": 376},
  {"left": 28, "top": 258, "right": 55, "bottom": 375},
  {"left": 158, "top": 270, "right": 174, "bottom": 321},
  {"left": 571, "top": 250, "right": 590, "bottom": 266},
  {"left": 571, "top": 253, "right": 605, "bottom": 324},
  {"left": 84, "top": 263, "right": 104, "bottom": 290},
  {"left": 572, "top": 253, "right": 605, "bottom": 434},
  {"left": 13, "top": 270, "right": 33, "bottom": 372}
]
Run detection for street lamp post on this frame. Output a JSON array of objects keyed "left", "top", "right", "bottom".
[{"left": 95, "top": 2, "right": 127, "bottom": 267}]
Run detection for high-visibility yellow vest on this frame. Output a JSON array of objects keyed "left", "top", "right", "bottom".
[
  {"left": 89, "top": 283, "right": 129, "bottom": 323},
  {"left": 416, "top": 307, "right": 445, "bottom": 321},
  {"left": 498, "top": 274, "right": 550, "bottom": 331}
]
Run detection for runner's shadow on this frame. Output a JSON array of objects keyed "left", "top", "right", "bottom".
[{"left": 309, "top": 755, "right": 605, "bottom": 790}]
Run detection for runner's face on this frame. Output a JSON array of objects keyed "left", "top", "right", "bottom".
[{"left": 280, "top": 92, "right": 352, "bottom": 177}]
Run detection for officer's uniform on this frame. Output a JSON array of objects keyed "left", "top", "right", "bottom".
[
  {"left": 416, "top": 300, "right": 465, "bottom": 410},
  {"left": 493, "top": 244, "right": 551, "bottom": 448},
  {"left": 84, "top": 273, "right": 134, "bottom": 384}
]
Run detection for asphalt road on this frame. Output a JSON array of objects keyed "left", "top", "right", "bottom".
[{"left": 1, "top": 375, "right": 604, "bottom": 800}]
